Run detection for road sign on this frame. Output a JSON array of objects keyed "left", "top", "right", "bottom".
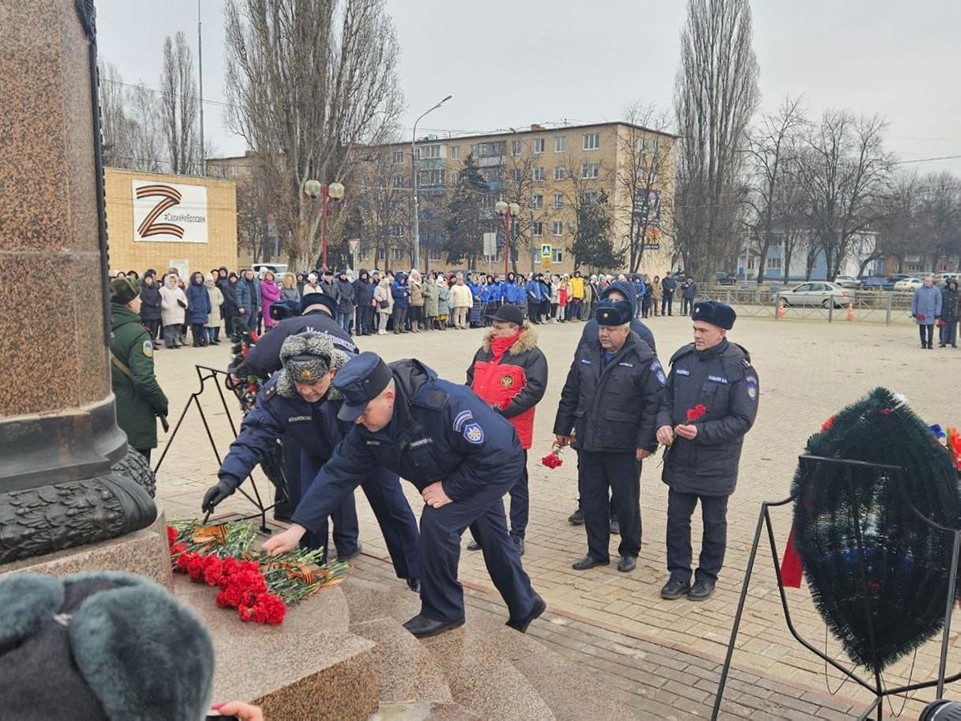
[
  {"left": 540, "top": 243, "right": 552, "bottom": 258},
  {"left": 541, "top": 257, "right": 552, "bottom": 270},
  {"left": 348, "top": 238, "right": 360, "bottom": 253},
  {"left": 483, "top": 232, "right": 498, "bottom": 257}
]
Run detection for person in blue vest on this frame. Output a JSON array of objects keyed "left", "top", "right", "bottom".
[
  {"left": 204, "top": 333, "right": 420, "bottom": 589},
  {"left": 527, "top": 273, "right": 547, "bottom": 323},
  {"left": 262, "top": 351, "right": 546, "bottom": 639}
]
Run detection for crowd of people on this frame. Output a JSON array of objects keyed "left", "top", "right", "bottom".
[{"left": 113, "top": 265, "right": 705, "bottom": 349}]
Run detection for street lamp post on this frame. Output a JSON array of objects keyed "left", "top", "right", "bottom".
[
  {"left": 411, "top": 94, "right": 452, "bottom": 272},
  {"left": 495, "top": 200, "right": 521, "bottom": 277},
  {"left": 304, "top": 179, "right": 345, "bottom": 270}
]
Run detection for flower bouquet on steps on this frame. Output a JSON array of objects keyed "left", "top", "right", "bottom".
[{"left": 167, "top": 519, "right": 348, "bottom": 625}]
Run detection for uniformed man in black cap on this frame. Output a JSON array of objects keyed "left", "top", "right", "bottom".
[
  {"left": 262, "top": 351, "right": 546, "bottom": 639},
  {"left": 656, "top": 300, "right": 759, "bottom": 601},
  {"left": 554, "top": 299, "right": 665, "bottom": 573}
]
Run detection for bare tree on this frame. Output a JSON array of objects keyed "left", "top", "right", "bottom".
[
  {"left": 160, "top": 32, "right": 200, "bottom": 175},
  {"left": 743, "top": 97, "right": 807, "bottom": 283},
  {"left": 915, "top": 172, "right": 961, "bottom": 269},
  {"left": 617, "top": 103, "right": 676, "bottom": 273},
  {"left": 673, "top": 0, "right": 760, "bottom": 279},
  {"left": 352, "top": 144, "right": 411, "bottom": 269},
  {"left": 501, "top": 138, "right": 537, "bottom": 274},
  {"left": 798, "top": 111, "right": 892, "bottom": 279},
  {"left": 225, "top": 0, "right": 403, "bottom": 268},
  {"left": 125, "top": 83, "right": 165, "bottom": 173},
  {"left": 99, "top": 61, "right": 133, "bottom": 168}
]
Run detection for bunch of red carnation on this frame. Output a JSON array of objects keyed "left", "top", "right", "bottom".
[
  {"left": 686, "top": 404, "right": 707, "bottom": 422},
  {"left": 541, "top": 440, "right": 569, "bottom": 469}
]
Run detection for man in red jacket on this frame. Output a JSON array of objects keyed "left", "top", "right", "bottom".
[{"left": 465, "top": 304, "right": 548, "bottom": 555}]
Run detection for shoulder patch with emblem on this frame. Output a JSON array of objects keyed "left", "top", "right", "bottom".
[
  {"left": 453, "top": 409, "right": 474, "bottom": 432},
  {"left": 463, "top": 422, "right": 485, "bottom": 445},
  {"left": 141, "top": 340, "right": 154, "bottom": 358},
  {"left": 651, "top": 359, "right": 667, "bottom": 386},
  {"left": 746, "top": 374, "right": 758, "bottom": 401}
]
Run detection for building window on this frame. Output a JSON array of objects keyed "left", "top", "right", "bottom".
[
  {"left": 553, "top": 249, "right": 563, "bottom": 263},
  {"left": 512, "top": 169, "right": 523, "bottom": 182},
  {"left": 553, "top": 165, "right": 566, "bottom": 181},
  {"left": 652, "top": 138, "right": 660, "bottom": 152},
  {"left": 532, "top": 221, "right": 543, "bottom": 236},
  {"left": 392, "top": 150, "right": 404, "bottom": 164},
  {"left": 636, "top": 137, "right": 646, "bottom": 153},
  {"left": 418, "top": 169, "right": 446, "bottom": 186},
  {"left": 428, "top": 247, "right": 443, "bottom": 261},
  {"left": 532, "top": 194, "right": 543, "bottom": 209},
  {"left": 583, "top": 132, "right": 600, "bottom": 150},
  {"left": 581, "top": 162, "right": 599, "bottom": 179},
  {"left": 512, "top": 139, "right": 521, "bottom": 156},
  {"left": 766, "top": 257, "right": 782, "bottom": 270},
  {"left": 377, "top": 248, "right": 386, "bottom": 260},
  {"left": 392, "top": 248, "right": 404, "bottom": 261},
  {"left": 580, "top": 191, "right": 598, "bottom": 205},
  {"left": 746, "top": 256, "right": 756, "bottom": 270},
  {"left": 533, "top": 166, "right": 545, "bottom": 181},
  {"left": 450, "top": 145, "right": 460, "bottom": 159},
  {"left": 533, "top": 138, "right": 545, "bottom": 154},
  {"left": 390, "top": 224, "right": 404, "bottom": 237},
  {"left": 553, "top": 193, "right": 564, "bottom": 209},
  {"left": 552, "top": 221, "right": 564, "bottom": 236},
  {"left": 554, "top": 136, "right": 566, "bottom": 153},
  {"left": 392, "top": 174, "right": 403, "bottom": 188},
  {"left": 418, "top": 144, "right": 441, "bottom": 159}
]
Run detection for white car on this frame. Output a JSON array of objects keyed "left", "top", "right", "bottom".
[
  {"left": 834, "top": 275, "right": 861, "bottom": 289},
  {"left": 894, "top": 277, "right": 923, "bottom": 292},
  {"left": 779, "top": 281, "right": 851, "bottom": 308}
]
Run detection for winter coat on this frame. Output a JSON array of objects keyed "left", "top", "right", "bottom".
[
  {"left": 409, "top": 280, "right": 426, "bottom": 308},
  {"left": 260, "top": 278, "right": 282, "bottom": 327},
  {"left": 466, "top": 323, "right": 548, "bottom": 449},
  {"left": 570, "top": 275, "right": 585, "bottom": 299},
  {"left": 236, "top": 277, "right": 261, "bottom": 318},
  {"left": 436, "top": 284, "right": 450, "bottom": 314},
  {"left": 941, "top": 286, "right": 960, "bottom": 324},
  {"left": 391, "top": 274, "right": 410, "bottom": 309},
  {"left": 159, "top": 282, "right": 187, "bottom": 327},
  {"left": 185, "top": 277, "right": 212, "bottom": 324},
  {"left": 682, "top": 281, "right": 699, "bottom": 301},
  {"left": 554, "top": 331, "right": 665, "bottom": 453},
  {"left": 139, "top": 282, "right": 162, "bottom": 321},
  {"left": 221, "top": 279, "right": 239, "bottom": 316},
  {"left": 656, "top": 339, "right": 758, "bottom": 496},
  {"left": 205, "top": 285, "right": 224, "bottom": 327},
  {"left": 650, "top": 280, "right": 662, "bottom": 300},
  {"left": 353, "top": 277, "right": 375, "bottom": 308},
  {"left": 335, "top": 277, "right": 355, "bottom": 313},
  {"left": 911, "top": 285, "right": 943, "bottom": 325},
  {"left": 110, "top": 304, "right": 168, "bottom": 450},
  {"left": 661, "top": 277, "right": 677, "bottom": 295},
  {"left": 374, "top": 282, "right": 393, "bottom": 313},
  {"left": 280, "top": 286, "right": 301, "bottom": 303},
  {"left": 423, "top": 282, "right": 439, "bottom": 317},
  {"left": 449, "top": 283, "right": 473, "bottom": 309}
]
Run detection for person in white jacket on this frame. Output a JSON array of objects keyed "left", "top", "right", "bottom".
[
  {"left": 449, "top": 273, "right": 473, "bottom": 329},
  {"left": 204, "top": 273, "right": 225, "bottom": 345},
  {"left": 373, "top": 277, "right": 393, "bottom": 335},
  {"left": 159, "top": 274, "right": 188, "bottom": 349}
]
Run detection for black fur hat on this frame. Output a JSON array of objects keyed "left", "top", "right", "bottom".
[{"left": 0, "top": 571, "right": 214, "bottom": 721}]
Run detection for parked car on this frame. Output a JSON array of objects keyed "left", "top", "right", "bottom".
[
  {"left": 894, "top": 277, "right": 923, "bottom": 292},
  {"left": 714, "top": 271, "right": 737, "bottom": 286},
  {"left": 935, "top": 272, "right": 961, "bottom": 287},
  {"left": 833, "top": 275, "right": 861, "bottom": 289},
  {"left": 779, "top": 281, "right": 851, "bottom": 308},
  {"left": 860, "top": 276, "right": 893, "bottom": 290}
]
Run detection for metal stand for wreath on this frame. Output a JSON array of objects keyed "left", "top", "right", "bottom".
[
  {"left": 153, "top": 364, "right": 283, "bottom": 533},
  {"left": 712, "top": 455, "right": 961, "bottom": 720}
]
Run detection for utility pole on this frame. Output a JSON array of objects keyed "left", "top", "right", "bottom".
[{"left": 197, "top": 0, "right": 205, "bottom": 176}]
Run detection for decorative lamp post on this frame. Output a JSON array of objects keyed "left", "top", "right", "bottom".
[
  {"left": 411, "top": 94, "right": 452, "bottom": 272},
  {"left": 495, "top": 200, "right": 521, "bottom": 276},
  {"left": 304, "top": 180, "right": 345, "bottom": 270}
]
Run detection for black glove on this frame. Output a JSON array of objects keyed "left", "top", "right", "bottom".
[
  {"left": 202, "top": 479, "right": 237, "bottom": 513},
  {"left": 177, "top": 299, "right": 187, "bottom": 309}
]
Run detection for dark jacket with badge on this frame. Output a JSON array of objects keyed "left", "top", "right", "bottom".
[
  {"left": 110, "top": 304, "right": 168, "bottom": 450},
  {"left": 554, "top": 331, "right": 664, "bottom": 454},
  {"left": 237, "top": 310, "right": 357, "bottom": 378},
  {"left": 291, "top": 359, "right": 525, "bottom": 534},
  {"left": 656, "top": 339, "right": 758, "bottom": 496}
]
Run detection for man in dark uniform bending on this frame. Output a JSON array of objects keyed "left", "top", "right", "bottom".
[
  {"left": 656, "top": 301, "right": 759, "bottom": 601},
  {"left": 263, "top": 351, "right": 546, "bottom": 639}
]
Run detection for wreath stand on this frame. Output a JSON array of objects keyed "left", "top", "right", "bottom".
[
  {"left": 153, "top": 364, "right": 284, "bottom": 533},
  {"left": 712, "top": 455, "right": 961, "bottom": 720}
]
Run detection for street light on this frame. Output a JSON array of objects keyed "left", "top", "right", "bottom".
[
  {"left": 495, "top": 200, "right": 521, "bottom": 277},
  {"left": 304, "top": 179, "right": 345, "bottom": 270},
  {"left": 411, "top": 94, "right": 452, "bottom": 272}
]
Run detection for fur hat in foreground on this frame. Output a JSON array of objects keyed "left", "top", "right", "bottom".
[
  {"left": 277, "top": 331, "right": 350, "bottom": 400},
  {"left": 0, "top": 571, "right": 214, "bottom": 721}
]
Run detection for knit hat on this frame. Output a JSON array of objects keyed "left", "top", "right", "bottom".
[
  {"left": 109, "top": 277, "right": 139, "bottom": 305},
  {"left": 0, "top": 571, "right": 214, "bottom": 721},
  {"left": 276, "top": 331, "right": 350, "bottom": 399},
  {"left": 491, "top": 304, "right": 525, "bottom": 326}
]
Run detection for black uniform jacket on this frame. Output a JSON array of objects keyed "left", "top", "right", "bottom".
[
  {"left": 237, "top": 310, "right": 357, "bottom": 377},
  {"left": 554, "top": 331, "right": 665, "bottom": 454},
  {"left": 656, "top": 339, "right": 759, "bottom": 496}
]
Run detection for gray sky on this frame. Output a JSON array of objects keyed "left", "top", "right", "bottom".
[{"left": 95, "top": 0, "right": 961, "bottom": 175}]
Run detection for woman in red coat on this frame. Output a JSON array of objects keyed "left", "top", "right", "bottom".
[{"left": 465, "top": 304, "right": 548, "bottom": 555}]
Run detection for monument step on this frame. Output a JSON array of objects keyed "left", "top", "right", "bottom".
[{"left": 173, "top": 574, "right": 380, "bottom": 720}]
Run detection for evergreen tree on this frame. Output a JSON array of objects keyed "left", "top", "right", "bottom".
[
  {"left": 568, "top": 190, "right": 624, "bottom": 272},
  {"left": 445, "top": 154, "right": 491, "bottom": 265}
]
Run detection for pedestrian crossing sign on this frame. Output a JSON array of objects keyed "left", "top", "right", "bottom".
[{"left": 541, "top": 243, "right": 552, "bottom": 258}]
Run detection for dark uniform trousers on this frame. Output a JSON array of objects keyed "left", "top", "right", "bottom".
[
  {"left": 421, "top": 473, "right": 535, "bottom": 624},
  {"left": 578, "top": 450, "right": 642, "bottom": 562},
  {"left": 508, "top": 450, "right": 529, "bottom": 539},
  {"left": 290, "top": 451, "right": 359, "bottom": 559},
  {"left": 667, "top": 489, "right": 729, "bottom": 585}
]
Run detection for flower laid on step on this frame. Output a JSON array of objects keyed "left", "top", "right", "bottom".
[
  {"left": 686, "top": 404, "right": 707, "bottom": 422},
  {"left": 167, "top": 519, "right": 347, "bottom": 625},
  {"left": 541, "top": 440, "right": 569, "bottom": 469}
]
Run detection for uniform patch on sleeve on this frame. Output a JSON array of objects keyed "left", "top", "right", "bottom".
[
  {"left": 463, "top": 422, "right": 485, "bottom": 444},
  {"left": 651, "top": 359, "right": 667, "bottom": 386},
  {"left": 676, "top": 368, "right": 690, "bottom": 376},
  {"left": 746, "top": 375, "right": 758, "bottom": 401},
  {"left": 453, "top": 409, "right": 473, "bottom": 432},
  {"left": 141, "top": 340, "right": 154, "bottom": 358}
]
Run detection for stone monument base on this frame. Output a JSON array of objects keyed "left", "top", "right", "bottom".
[{"left": 0, "top": 512, "right": 172, "bottom": 588}]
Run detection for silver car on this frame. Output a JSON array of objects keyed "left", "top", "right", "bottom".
[{"left": 780, "top": 281, "right": 851, "bottom": 308}]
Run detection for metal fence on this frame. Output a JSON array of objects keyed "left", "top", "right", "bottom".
[{"left": 698, "top": 285, "right": 916, "bottom": 325}]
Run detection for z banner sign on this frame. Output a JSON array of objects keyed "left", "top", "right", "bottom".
[{"left": 132, "top": 180, "right": 208, "bottom": 243}]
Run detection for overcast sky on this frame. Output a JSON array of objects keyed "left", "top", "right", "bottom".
[{"left": 95, "top": 0, "right": 961, "bottom": 175}]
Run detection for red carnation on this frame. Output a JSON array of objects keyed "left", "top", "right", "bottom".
[
  {"left": 821, "top": 416, "right": 835, "bottom": 432},
  {"left": 186, "top": 554, "right": 207, "bottom": 582},
  {"left": 202, "top": 556, "right": 224, "bottom": 586},
  {"left": 177, "top": 550, "right": 197, "bottom": 572},
  {"left": 686, "top": 404, "right": 707, "bottom": 422},
  {"left": 252, "top": 593, "right": 287, "bottom": 625},
  {"left": 167, "top": 526, "right": 178, "bottom": 548},
  {"left": 216, "top": 586, "right": 243, "bottom": 609},
  {"left": 541, "top": 452, "right": 563, "bottom": 469}
]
